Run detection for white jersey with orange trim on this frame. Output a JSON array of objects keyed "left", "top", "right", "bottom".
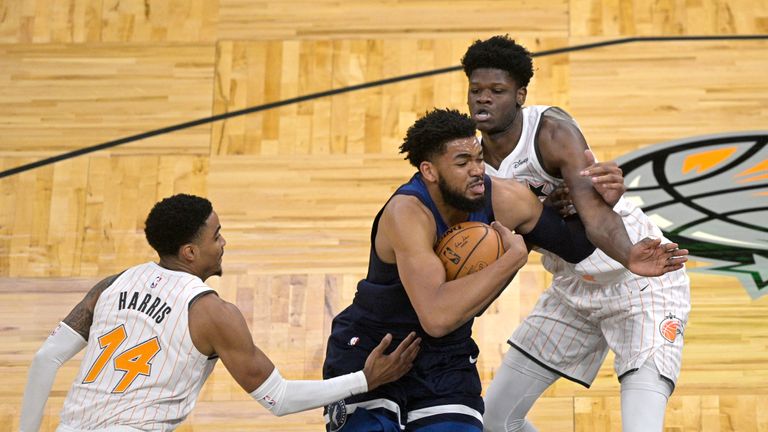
[
  {"left": 484, "top": 105, "right": 690, "bottom": 387},
  {"left": 58, "top": 262, "right": 217, "bottom": 432}
]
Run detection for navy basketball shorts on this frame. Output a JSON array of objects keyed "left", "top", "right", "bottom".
[{"left": 323, "top": 322, "right": 484, "bottom": 431}]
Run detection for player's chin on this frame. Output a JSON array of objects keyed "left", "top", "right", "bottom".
[{"left": 474, "top": 120, "right": 493, "bottom": 132}]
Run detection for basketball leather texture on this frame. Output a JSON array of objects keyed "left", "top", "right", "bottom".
[{"left": 435, "top": 221, "right": 504, "bottom": 281}]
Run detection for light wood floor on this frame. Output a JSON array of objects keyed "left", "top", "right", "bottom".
[{"left": 1, "top": 1, "right": 767, "bottom": 431}]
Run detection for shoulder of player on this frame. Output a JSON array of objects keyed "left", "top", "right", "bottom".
[
  {"left": 80, "top": 273, "right": 123, "bottom": 311},
  {"left": 490, "top": 177, "right": 538, "bottom": 227},
  {"left": 188, "top": 292, "right": 245, "bottom": 356},
  {"left": 382, "top": 194, "right": 433, "bottom": 227},
  {"left": 189, "top": 292, "right": 238, "bottom": 326},
  {"left": 490, "top": 176, "right": 529, "bottom": 199},
  {"left": 62, "top": 272, "right": 124, "bottom": 340},
  {"left": 380, "top": 194, "right": 437, "bottom": 250},
  {"left": 537, "top": 110, "right": 586, "bottom": 156}
]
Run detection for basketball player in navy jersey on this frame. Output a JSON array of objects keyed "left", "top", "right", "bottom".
[
  {"left": 20, "top": 194, "right": 421, "bottom": 432},
  {"left": 321, "top": 109, "right": 687, "bottom": 432},
  {"left": 461, "top": 35, "right": 692, "bottom": 432}
]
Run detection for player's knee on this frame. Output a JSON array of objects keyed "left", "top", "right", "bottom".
[{"left": 483, "top": 408, "right": 527, "bottom": 432}]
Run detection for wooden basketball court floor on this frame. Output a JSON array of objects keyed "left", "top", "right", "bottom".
[{"left": 1, "top": 1, "right": 767, "bottom": 430}]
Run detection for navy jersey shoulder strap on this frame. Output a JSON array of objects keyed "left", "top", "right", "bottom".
[{"left": 394, "top": 173, "right": 450, "bottom": 236}]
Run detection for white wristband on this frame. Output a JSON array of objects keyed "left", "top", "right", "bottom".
[{"left": 250, "top": 368, "right": 367, "bottom": 416}]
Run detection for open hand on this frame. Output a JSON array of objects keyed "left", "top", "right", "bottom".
[
  {"left": 628, "top": 237, "right": 689, "bottom": 276},
  {"left": 362, "top": 332, "right": 421, "bottom": 391}
]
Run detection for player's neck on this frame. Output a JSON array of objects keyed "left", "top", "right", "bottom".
[
  {"left": 480, "top": 112, "right": 523, "bottom": 170},
  {"left": 481, "top": 136, "right": 518, "bottom": 170},
  {"left": 157, "top": 257, "right": 200, "bottom": 279}
]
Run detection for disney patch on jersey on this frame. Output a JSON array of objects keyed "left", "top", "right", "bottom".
[
  {"left": 513, "top": 157, "right": 529, "bottom": 168},
  {"left": 327, "top": 399, "right": 347, "bottom": 431},
  {"left": 659, "top": 313, "right": 684, "bottom": 343}
]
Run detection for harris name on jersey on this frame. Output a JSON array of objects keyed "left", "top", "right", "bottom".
[{"left": 118, "top": 291, "right": 172, "bottom": 323}]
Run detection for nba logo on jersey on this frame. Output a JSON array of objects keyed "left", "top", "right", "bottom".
[
  {"left": 261, "top": 395, "right": 276, "bottom": 407},
  {"left": 150, "top": 276, "right": 162, "bottom": 289},
  {"left": 327, "top": 400, "right": 347, "bottom": 431},
  {"left": 659, "top": 313, "right": 684, "bottom": 343}
]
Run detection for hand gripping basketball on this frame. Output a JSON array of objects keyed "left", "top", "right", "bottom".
[{"left": 435, "top": 221, "right": 525, "bottom": 280}]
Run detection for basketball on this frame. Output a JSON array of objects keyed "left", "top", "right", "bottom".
[{"left": 435, "top": 221, "right": 505, "bottom": 280}]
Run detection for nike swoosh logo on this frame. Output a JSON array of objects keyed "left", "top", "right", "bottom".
[
  {"left": 469, "top": 355, "right": 478, "bottom": 364},
  {"left": 640, "top": 284, "right": 649, "bottom": 292}
]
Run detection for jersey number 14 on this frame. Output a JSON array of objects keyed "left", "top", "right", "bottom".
[{"left": 82, "top": 325, "right": 162, "bottom": 393}]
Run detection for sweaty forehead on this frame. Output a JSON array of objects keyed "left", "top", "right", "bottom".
[{"left": 445, "top": 136, "right": 481, "bottom": 156}]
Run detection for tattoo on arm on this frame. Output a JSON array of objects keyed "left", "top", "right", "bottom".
[{"left": 62, "top": 273, "right": 122, "bottom": 341}]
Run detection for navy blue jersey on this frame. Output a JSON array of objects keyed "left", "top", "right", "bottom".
[
  {"left": 323, "top": 173, "right": 496, "bottom": 431},
  {"left": 347, "top": 172, "right": 495, "bottom": 344}
]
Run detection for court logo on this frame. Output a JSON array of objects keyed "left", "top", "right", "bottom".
[
  {"left": 617, "top": 132, "right": 768, "bottom": 298},
  {"left": 659, "top": 313, "right": 684, "bottom": 343}
]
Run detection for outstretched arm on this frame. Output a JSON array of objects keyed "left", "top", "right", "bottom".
[
  {"left": 538, "top": 116, "right": 687, "bottom": 275},
  {"left": 188, "top": 293, "right": 420, "bottom": 416},
  {"left": 20, "top": 274, "right": 120, "bottom": 432},
  {"left": 539, "top": 119, "right": 634, "bottom": 265}
]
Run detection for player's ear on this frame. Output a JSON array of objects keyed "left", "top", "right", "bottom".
[
  {"left": 178, "top": 243, "right": 197, "bottom": 262},
  {"left": 516, "top": 87, "right": 527, "bottom": 106},
  {"left": 419, "top": 161, "right": 438, "bottom": 183}
]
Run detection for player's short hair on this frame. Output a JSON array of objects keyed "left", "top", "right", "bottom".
[
  {"left": 144, "top": 194, "right": 213, "bottom": 257},
  {"left": 399, "top": 108, "right": 477, "bottom": 167},
  {"left": 461, "top": 34, "right": 534, "bottom": 87}
]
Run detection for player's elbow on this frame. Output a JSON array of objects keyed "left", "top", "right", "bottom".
[
  {"left": 270, "top": 406, "right": 291, "bottom": 417},
  {"left": 32, "top": 344, "right": 63, "bottom": 369},
  {"left": 419, "top": 316, "right": 457, "bottom": 339}
]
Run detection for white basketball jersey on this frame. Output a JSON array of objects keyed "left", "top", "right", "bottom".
[
  {"left": 59, "top": 262, "right": 217, "bottom": 431},
  {"left": 485, "top": 105, "right": 664, "bottom": 283}
]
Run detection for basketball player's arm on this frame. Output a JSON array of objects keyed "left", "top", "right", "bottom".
[
  {"left": 491, "top": 178, "right": 595, "bottom": 263},
  {"left": 189, "top": 294, "right": 420, "bottom": 416},
  {"left": 547, "top": 150, "right": 626, "bottom": 217},
  {"left": 20, "top": 274, "right": 120, "bottom": 432},
  {"left": 539, "top": 118, "right": 687, "bottom": 275},
  {"left": 382, "top": 195, "right": 528, "bottom": 338}
]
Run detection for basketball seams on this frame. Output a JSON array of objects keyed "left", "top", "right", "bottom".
[
  {"left": 435, "top": 222, "right": 503, "bottom": 280},
  {"left": 454, "top": 226, "right": 489, "bottom": 279},
  {"left": 439, "top": 226, "right": 486, "bottom": 279}
]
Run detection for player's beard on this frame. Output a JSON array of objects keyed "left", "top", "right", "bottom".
[{"left": 439, "top": 177, "right": 485, "bottom": 212}]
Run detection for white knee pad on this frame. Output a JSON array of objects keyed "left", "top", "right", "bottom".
[{"left": 483, "top": 348, "right": 557, "bottom": 432}]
